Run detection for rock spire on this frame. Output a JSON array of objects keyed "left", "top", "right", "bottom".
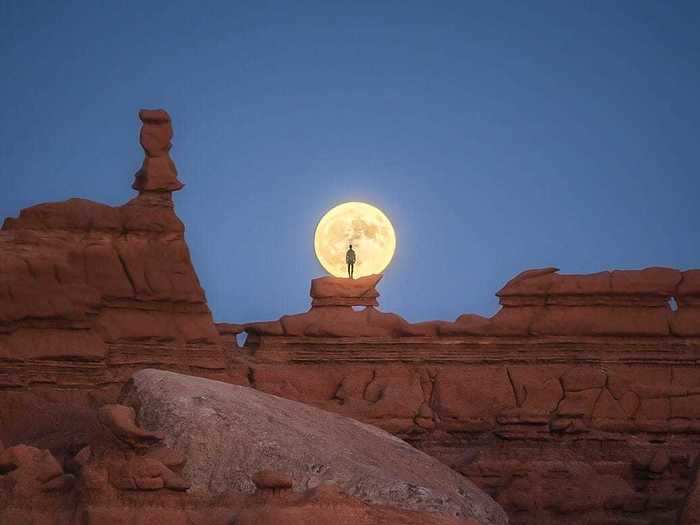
[{"left": 132, "top": 109, "right": 184, "bottom": 193}]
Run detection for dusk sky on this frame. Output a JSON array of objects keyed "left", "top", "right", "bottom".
[{"left": 2, "top": 1, "right": 699, "bottom": 323}]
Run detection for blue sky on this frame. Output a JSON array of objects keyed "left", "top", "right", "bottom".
[{"left": 1, "top": 1, "right": 699, "bottom": 323}]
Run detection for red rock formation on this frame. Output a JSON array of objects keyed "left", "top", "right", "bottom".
[
  {"left": 119, "top": 369, "right": 506, "bottom": 524},
  {"left": 0, "top": 370, "right": 502, "bottom": 524},
  {"left": 229, "top": 267, "right": 700, "bottom": 524},
  {"left": 311, "top": 274, "right": 382, "bottom": 307},
  {"left": 0, "top": 109, "right": 224, "bottom": 450},
  {"left": 132, "top": 109, "right": 184, "bottom": 192},
  {"left": 244, "top": 276, "right": 430, "bottom": 337},
  {"left": 2, "top": 108, "right": 700, "bottom": 525}
]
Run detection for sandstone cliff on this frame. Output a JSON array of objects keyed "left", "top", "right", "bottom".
[{"left": 0, "top": 109, "right": 225, "bottom": 448}]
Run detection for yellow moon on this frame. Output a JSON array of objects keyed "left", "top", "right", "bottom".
[{"left": 314, "top": 202, "right": 396, "bottom": 278}]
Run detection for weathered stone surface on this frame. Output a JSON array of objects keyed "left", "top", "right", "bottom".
[
  {"left": 0, "top": 109, "right": 224, "bottom": 415},
  {"left": 132, "top": 109, "right": 184, "bottom": 192},
  {"left": 438, "top": 314, "right": 491, "bottom": 336},
  {"left": 680, "top": 462, "right": 700, "bottom": 525},
  {"left": 311, "top": 274, "right": 382, "bottom": 307},
  {"left": 497, "top": 267, "right": 560, "bottom": 297},
  {"left": 561, "top": 367, "right": 607, "bottom": 392},
  {"left": 121, "top": 369, "right": 507, "bottom": 525},
  {"left": 252, "top": 469, "right": 294, "bottom": 490},
  {"left": 671, "top": 307, "right": 700, "bottom": 336},
  {"left": 0, "top": 444, "right": 64, "bottom": 496},
  {"left": 433, "top": 367, "right": 516, "bottom": 427},
  {"left": 506, "top": 366, "right": 565, "bottom": 415},
  {"left": 498, "top": 267, "right": 681, "bottom": 299},
  {"left": 610, "top": 267, "right": 681, "bottom": 295},
  {"left": 110, "top": 456, "right": 190, "bottom": 491},
  {"left": 237, "top": 483, "right": 482, "bottom": 525},
  {"left": 531, "top": 305, "right": 670, "bottom": 335},
  {"left": 98, "top": 404, "right": 165, "bottom": 448},
  {"left": 143, "top": 446, "right": 186, "bottom": 468},
  {"left": 246, "top": 306, "right": 427, "bottom": 337}
]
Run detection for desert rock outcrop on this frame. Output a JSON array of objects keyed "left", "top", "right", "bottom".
[
  {"left": 2, "top": 108, "right": 700, "bottom": 525},
  {"left": 120, "top": 369, "right": 508, "bottom": 525},
  {"left": 0, "top": 109, "right": 224, "bottom": 449}
]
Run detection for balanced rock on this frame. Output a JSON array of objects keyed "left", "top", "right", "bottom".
[
  {"left": 311, "top": 274, "right": 382, "bottom": 307},
  {"left": 132, "top": 109, "right": 184, "bottom": 193},
  {"left": 120, "top": 369, "right": 507, "bottom": 525}
]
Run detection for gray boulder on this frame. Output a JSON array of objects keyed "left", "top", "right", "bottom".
[{"left": 121, "top": 369, "right": 508, "bottom": 525}]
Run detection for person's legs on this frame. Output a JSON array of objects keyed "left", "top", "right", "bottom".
[
  {"left": 350, "top": 263, "right": 354, "bottom": 278},
  {"left": 347, "top": 264, "right": 351, "bottom": 278}
]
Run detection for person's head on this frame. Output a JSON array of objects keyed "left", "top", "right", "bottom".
[{"left": 349, "top": 244, "right": 352, "bottom": 249}]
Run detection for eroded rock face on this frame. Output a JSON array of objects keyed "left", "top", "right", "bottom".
[
  {"left": 680, "top": 461, "right": 700, "bottom": 525},
  {"left": 0, "top": 109, "right": 224, "bottom": 448},
  {"left": 121, "top": 369, "right": 508, "bottom": 525}
]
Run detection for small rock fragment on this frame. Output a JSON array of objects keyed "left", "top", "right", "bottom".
[
  {"left": 252, "top": 469, "right": 293, "bottom": 491},
  {"left": 98, "top": 404, "right": 164, "bottom": 448}
]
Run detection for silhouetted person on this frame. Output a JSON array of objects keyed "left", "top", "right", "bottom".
[{"left": 346, "top": 244, "right": 356, "bottom": 279}]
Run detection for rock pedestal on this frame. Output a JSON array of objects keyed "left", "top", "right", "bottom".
[{"left": 310, "top": 274, "right": 382, "bottom": 307}]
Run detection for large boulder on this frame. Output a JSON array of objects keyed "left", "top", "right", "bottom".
[{"left": 121, "top": 369, "right": 508, "bottom": 525}]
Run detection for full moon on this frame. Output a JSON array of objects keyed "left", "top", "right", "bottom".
[{"left": 314, "top": 202, "right": 396, "bottom": 278}]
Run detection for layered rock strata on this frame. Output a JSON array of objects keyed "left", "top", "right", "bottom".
[
  {"left": 2, "top": 108, "right": 699, "bottom": 525},
  {"left": 0, "top": 109, "right": 224, "bottom": 446},
  {"left": 230, "top": 269, "right": 700, "bottom": 525}
]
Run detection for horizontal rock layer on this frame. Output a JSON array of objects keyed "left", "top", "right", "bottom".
[
  {"left": 235, "top": 335, "right": 700, "bottom": 525},
  {"left": 243, "top": 267, "right": 700, "bottom": 338}
]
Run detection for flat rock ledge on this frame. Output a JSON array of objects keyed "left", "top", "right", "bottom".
[{"left": 121, "top": 369, "right": 508, "bottom": 525}]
